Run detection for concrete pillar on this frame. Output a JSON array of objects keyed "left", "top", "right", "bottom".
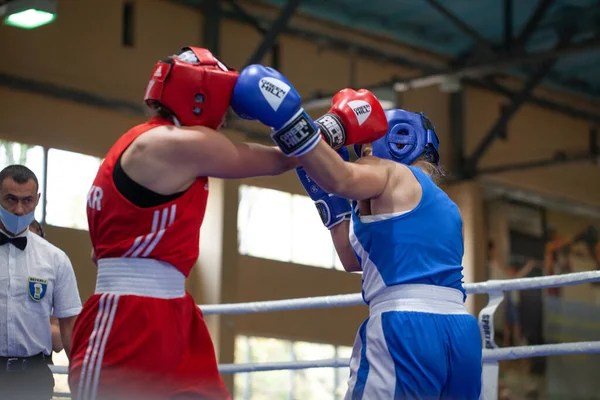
[
  {"left": 445, "top": 181, "right": 488, "bottom": 314},
  {"left": 486, "top": 200, "right": 511, "bottom": 279},
  {"left": 217, "top": 179, "right": 240, "bottom": 393},
  {"left": 185, "top": 177, "right": 240, "bottom": 393}
]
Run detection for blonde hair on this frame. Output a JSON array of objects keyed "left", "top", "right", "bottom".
[{"left": 413, "top": 154, "right": 445, "bottom": 185}]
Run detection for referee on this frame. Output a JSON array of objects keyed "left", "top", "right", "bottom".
[{"left": 0, "top": 165, "right": 82, "bottom": 399}]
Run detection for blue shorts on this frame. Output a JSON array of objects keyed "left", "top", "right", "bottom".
[{"left": 345, "top": 311, "right": 482, "bottom": 399}]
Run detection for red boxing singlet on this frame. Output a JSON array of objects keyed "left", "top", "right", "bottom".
[{"left": 86, "top": 117, "right": 208, "bottom": 277}]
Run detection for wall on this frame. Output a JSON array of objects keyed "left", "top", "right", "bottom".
[
  {"left": 1, "top": 1, "right": 600, "bottom": 390},
  {"left": 466, "top": 88, "right": 600, "bottom": 207},
  {"left": 484, "top": 200, "right": 600, "bottom": 398}
]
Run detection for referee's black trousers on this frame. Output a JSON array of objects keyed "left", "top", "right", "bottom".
[{"left": 0, "top": 354, "right": 55, "bottom": 400}]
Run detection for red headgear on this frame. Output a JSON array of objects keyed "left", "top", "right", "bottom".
[{"left": 144, "top": 47, "right": 239, "bottom": 129}]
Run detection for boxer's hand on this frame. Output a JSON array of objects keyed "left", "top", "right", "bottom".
[
  {"left": 296, "top": 147, "right": 351, "bottom": 229},
  {"left": 231, "top": 65, "right": 320, "bottom": 157},
  {"left": 316, "top": 89, "right": 388, "bottom": 149}
]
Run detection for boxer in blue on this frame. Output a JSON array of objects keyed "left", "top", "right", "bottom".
[{"left": 295, "top": 109, "right": 482, "bottom": 399}]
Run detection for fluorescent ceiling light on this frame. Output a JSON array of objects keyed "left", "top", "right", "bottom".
[
  {"left": 4, "top": 8, "right": 55, "bottom": 29},
  {"left": 2, "top": 0, "right": 56, "bottom": 30}
]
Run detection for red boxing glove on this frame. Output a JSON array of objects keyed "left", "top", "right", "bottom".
[{"left": 315, "top": 89, "right": 388, "bottom": 149}]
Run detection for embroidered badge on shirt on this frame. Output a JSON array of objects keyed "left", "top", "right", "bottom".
[{"left": 28, "top": 276, "right": 48, "bottom": 302}]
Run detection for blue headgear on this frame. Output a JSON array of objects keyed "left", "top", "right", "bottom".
[{"left": 354, "top": 109, "right": 440, "bottom": 166}]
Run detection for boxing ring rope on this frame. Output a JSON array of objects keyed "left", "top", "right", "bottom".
[
  {"left": 50, "top": 271, "right": 600, "bottom": 399},
  {"left": 198, "top": 270, "right": 600, "bottom": 315}
]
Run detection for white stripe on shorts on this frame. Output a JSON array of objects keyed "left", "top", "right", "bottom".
[
  {"left": 345, "top": 314, "right": 396, "bottom": 399},
  {"left": 77, "top": 293, "right": 120, "bottom": 400}
]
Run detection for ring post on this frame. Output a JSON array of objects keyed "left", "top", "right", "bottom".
[{"left": 478, "top": 289, "right": 504, "bottom": 400}]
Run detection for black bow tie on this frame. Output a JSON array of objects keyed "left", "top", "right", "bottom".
[{"left": 0, "top": 232, "right": 27, "bottom": 250}]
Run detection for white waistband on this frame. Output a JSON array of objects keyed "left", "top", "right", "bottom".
[
  {"left": 95, "top": 258, "right": 186, "bottom": 299},
  {"left": 369, "top": 284, "right": 468, "bottom": 316}
]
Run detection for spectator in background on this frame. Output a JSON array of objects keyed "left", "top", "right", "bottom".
[
  {"left": 544, "top": 226, "right": 573, "bottom": 297},
  {"left": 488, "top": 240, "right": 535, "bottom": 347},
  {"left": 0, "top": 165, "right": 82, "bottom": 399},
  {"left": 29, "top": 220, "right": 65, "bottom": 355}
]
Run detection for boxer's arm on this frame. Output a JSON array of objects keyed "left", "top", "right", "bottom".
[
  {"left": 51, "top": 316, "right": 63, "bottom": 353},
  {"left": 330, "top": 221, "right": 362, "bottom": 272},
  {"left": 299, "top": 141, "right": 391, "bottom": 201},
  {"left": 58, "top": 316, "right": 76, "bottom": 359},
  {"left": 164, "top": 126, "right": 299, "bottom": 179},
  {"left": 207, "top": 141, "right": 300, "bottom": 179}
]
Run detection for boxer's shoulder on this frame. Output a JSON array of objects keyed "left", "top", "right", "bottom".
[
  {"left": 119, "top": 126, "right": 213, "bottom": 195},
  {"left": 366, "top": 160, "right": 421, "bottom": 212},
  {"left": 131, "top": 124, "right": 219, "bottom": 154},
  {"left": 354, "top": 155, "right": 413, "bottom": 190}
]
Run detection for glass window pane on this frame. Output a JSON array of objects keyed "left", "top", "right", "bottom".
[
  {"left": 234, "top": 336, "right": 251, "bottom": 400},
  {"left": 52, "top": 349, "right": 70, "bottom": 395},
  {"left": 46, "top": 149, "right": 101, "bottom": 230},
  {"left": 238, "top": 185, "right": 293, "bottom": 262},
  {"left": 291, "top": 195, "right": 337, "bottom": 268},
  {"left": 293, "top": 342, "right": 335, "bottom": 400},
  {"left": 0, "top": 141, "right": 45, "bottom": 222},
  {"left": 334, "top": 251, "right": 345, "bottom": 271},
  {"left": 235, "top": 335, "right": 249, "bottom": 364},
  {"left": 237, "top": 185, "right": 348, "bottom": 270},
  {"left": 293, "top": 341, "right": 335, "bottom": 361},
  {"left": 247, "top": 337, "right": 292, "bottom": 400},
  {"left": 336, "top": 346, "right": 353, "bottom": 399}
]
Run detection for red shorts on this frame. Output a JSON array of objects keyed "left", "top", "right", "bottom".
[{"left": 69, "top": 292, "right": 230, "bottom": 400}]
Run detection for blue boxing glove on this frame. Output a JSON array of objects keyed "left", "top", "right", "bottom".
[
  {"left": 231, "top": 64, "right": 321, "bottom": 157},
  {"left": 296, "top": 147, "right": 351, "bottom": 229}
]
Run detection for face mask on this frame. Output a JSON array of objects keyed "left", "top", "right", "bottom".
[{"left": 0, "top": 203, "right": 35, "bottom": 235}]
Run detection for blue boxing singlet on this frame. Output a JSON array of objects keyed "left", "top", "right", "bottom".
[
  {"left": 344, "top": 166, "right": 482, "bottom": 400},
  {"left": 349, "top": 166, "right": 466, "bottom": 304}
]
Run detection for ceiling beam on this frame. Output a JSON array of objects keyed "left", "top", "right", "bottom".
[
  {"left": 245, "top": 0, "right": 300, "bottom": 66},
  {"left": 0, "top": 73, "right": 145, "bottom": 116},
  {"left": 513, "top": 0, "right": 556, "bottom": 50},
  {"left": 423, "top": 0, "right": 496, "bottom": 56},
  {"left": 393, "top": 34, "right": 600, "bottom": 91},
  {"left": 466, "top": 60, "right": 558, "bottom": 175}
]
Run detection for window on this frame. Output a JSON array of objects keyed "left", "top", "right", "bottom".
[
  {"left": 238, "top": 185, "right": 345, "bottom": 270},
  {"left": 335, "top": 346, "right": 353, "bottom": 398},
  {"left": 293, "top": 341, "right": 336, "bottom": 400},
  {"left": 0, "top": 140, "right": 45, "bottom": 222},
  {"left": 291, "top": 195, "right": 339, "bottom": 269},
  {"left": 238, "top": 186, "right": 294, "bottom": 262},
  {"left": 234, "top": 335, "right": 353, "bottom": 400},
  {"left": 235, "top": 336, "right": 293, "bottom": 400},
  {"left": 52, "top": 349, "right": 70, "bottom": 395},
  {"left": 46, "top": 149, "right": 102, "bottom": 230}
]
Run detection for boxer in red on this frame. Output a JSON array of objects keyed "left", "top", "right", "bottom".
[{"left": 68, "top": 47, "right": 300, "bottom": 400}]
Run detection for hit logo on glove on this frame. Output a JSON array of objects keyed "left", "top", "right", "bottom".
[
  {"left": 258, "top": 77, "right": 289, "bottom": 111},
  {"left": 315, "top": 89, "right": 388, "bottom": 149},
  {"left": 231, "top": 65, "right": 320, "bottom": 156}
]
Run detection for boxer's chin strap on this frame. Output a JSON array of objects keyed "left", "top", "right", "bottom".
[
  {"left": 172, "top": 116, "right": 182, "bottom": 127},
  {"left": 478, "top": 290, "right": 504, "bottom": 400}
]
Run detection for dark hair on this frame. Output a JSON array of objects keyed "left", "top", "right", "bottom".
[
  {"left": 0, "top": 165, "right": 39, "bottom": 192},
  {"left": 146, "top": 101, "right": 176, "bottom": 121},
  {"left": 29, "top": 220, "right": 45, "bottom": 238}
]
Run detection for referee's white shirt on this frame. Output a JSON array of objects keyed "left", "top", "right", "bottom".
[{"left": 0, "top": 227, "right": 82, "bottom": 357}]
